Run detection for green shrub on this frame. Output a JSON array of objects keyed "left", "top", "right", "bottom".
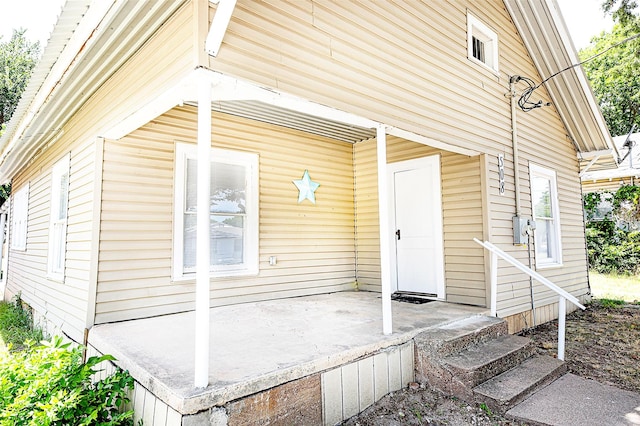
[
  {"left": 0, "top": 295, "right": 44, "bottom": 349},
  {"left": 0, "top": 336, "right": 134, "bottom": 425}
]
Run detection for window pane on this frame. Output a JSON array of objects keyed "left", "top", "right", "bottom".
[
  {"left": 183, "top": 213, "right": 245, "bottom": 269},
  {"left": 183, "top": 213, "right": 196, "bottom": 269},
  {"left": 211, "top": 163, "right": 246, "bottom": 214},
  {"left": 185, "top": 160, "right": 246, "bottom": 214},
  {"left": 532, "top": 176, "right": 552, "bottom": 219},
  {"left": 211, "top": 215, "right": 244, "bottom": 265},
  {"left": 186, "top": 159, "right": 197, "bottom": 212},
  {"left": 52, "top": 222, "right": 65, "bottom": 273},
  {"left": 535, "top": 218, "right": 555, "bottom": 260},
  {"left": 472, "top": 36, "right": 485, "bottom": 62},
  {"left": 58, "top": 173, "right": 69, "bottom": 220}
]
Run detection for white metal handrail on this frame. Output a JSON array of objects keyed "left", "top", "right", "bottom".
[{"left": 473, "top": 238, "right": 586, "bottom": 360}]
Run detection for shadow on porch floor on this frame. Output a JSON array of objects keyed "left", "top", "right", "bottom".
[{"left": 88, "top": 291, "right": 488, "bottom": 415}]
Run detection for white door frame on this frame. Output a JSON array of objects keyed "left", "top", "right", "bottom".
[{"left": 387, "top": 155, "right": 445, "bottom": 299}]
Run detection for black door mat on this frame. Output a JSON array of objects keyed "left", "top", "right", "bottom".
[{"left": 391, "top": 293, "right": 435, "bottom": 304}]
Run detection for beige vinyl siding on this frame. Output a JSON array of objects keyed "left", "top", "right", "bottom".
[
  {"left": 4, "top": 3, "right": 195, "bottom": 339},
  {"left": 212, "top": 0, "right": 523, "bottom": 156},
  {"left": 354, "top": 138, "right": 486, "bottom": 306},
  {"left": 6, "top": 138, "right": 96, "bottom": 342},
  {"left": 95, "top": 107, "right": 357, "bottom": 323},
  {"left": 210, "top": 0, "right": 588, "bottom": 315}
]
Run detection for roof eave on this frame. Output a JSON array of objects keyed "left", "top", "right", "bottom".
[
  {"left": 504, "top": 0, "right": 618, "bottom": 171},
  {"left": 0, "top": 0, "right": 186, "bottom": 183}
]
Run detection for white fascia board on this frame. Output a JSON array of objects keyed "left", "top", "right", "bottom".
[
  {"left": 207, "top": 71, "right": 380, "bottom": 129},
  {"left": 0, "top": 0, "right": 115, "bottom": 167},
  {"left": 577, "top": 149, "right": 613, "bottom": 160},
  {"left": 387, "top": 126, "right": 480, "bottom": 157},
  {"left": 205, "top": 0, "right": 236, "bottom": 57},
  {"left": 581, "top": 167, "right": 640, "bottom": 181},
  {"left": 101, "top": 74, "right": 197, "bottom": 140}
]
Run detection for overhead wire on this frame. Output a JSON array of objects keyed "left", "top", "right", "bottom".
[{"left": 515, "top": 31, "right": 640, "bottom": 112}]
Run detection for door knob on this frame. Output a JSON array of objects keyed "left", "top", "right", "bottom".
[{"left": 396, "top": 229, "right": 401, "bottom": 240}]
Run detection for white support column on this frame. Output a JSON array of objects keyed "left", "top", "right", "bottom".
[
  {"left": 557, "top": 296, "right": 566, "bottom": 361},
  {"left": 376, "top": 124, "right": 393, "bottom": 335},
  {"left": 490, "top": 251, "right": 498, "bottom": 317},
  {"left": 194, "top": 76, "right": 212, "bottom": 388}
]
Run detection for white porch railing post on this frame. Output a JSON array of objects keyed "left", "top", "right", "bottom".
[
  {"left": 558, "top": 296, "right": 566, "bottom": 361},
  {"left": 194, "top": 75, "right": 212, "bottom": 388},
  {"left": 490, "top": 251, "right": 498, "bottom": 317},
  {"left": 473, "top": 238, "right": 585, "bottom": 363},
  {"left": 377, "top": 124, "right": 393, "bottom": 335}
]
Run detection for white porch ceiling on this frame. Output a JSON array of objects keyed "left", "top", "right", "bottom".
[{"left": 209, "top": 100, "right": 377, "bottom": 144}]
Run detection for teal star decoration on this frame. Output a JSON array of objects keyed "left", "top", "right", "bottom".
[{"left": 293, "top": 170, "right": 320, "bottom": 204}]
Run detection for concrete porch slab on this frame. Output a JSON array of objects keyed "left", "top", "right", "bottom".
[{"left": 88, "top": 291, "right": 488, "bottom": 415}]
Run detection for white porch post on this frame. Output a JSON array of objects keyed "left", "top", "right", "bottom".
[
  {"left": 194, "top": 75, "right": 212, "bottom": 388},
  {"left": 377, "top": 124, "right": 393, "bottom": 335},
  {"left": 557, "top": 296, "right": 566, "bottom": 361},
  {"left": 490, "top": 251, "right": 498, "bottom": 317}
]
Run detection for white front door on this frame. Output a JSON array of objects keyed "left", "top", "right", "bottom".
[{"left": 389, "top": 156, "right": 445, "bottom": 298}]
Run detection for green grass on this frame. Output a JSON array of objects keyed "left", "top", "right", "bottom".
[
  {"left": 0, "top": 296, "right": 44, "bottom": 349},
  {"left": 589, "top": 271, "right": 640, "bottom": 303}
]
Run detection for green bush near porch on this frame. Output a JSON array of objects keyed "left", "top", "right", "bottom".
[
  {"left": 0, "top": 295, "right": 44, "bottom": 349},
  {"left": 0, "top": 336, "right": 135, "bottom": 426},
  {"left": 0, "top": 296, "right": 136, "bottom": 426}
]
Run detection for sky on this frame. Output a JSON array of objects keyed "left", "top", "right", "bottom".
[
  {"left": 557, "top": 0, "right": 614, "bottom": 48},
  {"left": 0, "top": 0, "right": 65, "bottom": 47},
  {"left": 0, "top": 0, "right": 616, "bottom": 52}
]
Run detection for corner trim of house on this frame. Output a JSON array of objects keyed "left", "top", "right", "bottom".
[{"left": 85, "top": 136, "right": 105, "bottom": 329}]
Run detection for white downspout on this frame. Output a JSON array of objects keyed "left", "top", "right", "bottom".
[
  {"left": 510, "top": 77, "right": 536, "bottom": 327},
  {"left": 376, "top": 124, "right": 393, "bottom": 335},
  {"left": 194, "top": 76, "right": 212, "bottom": 389},
  {"left": 510, "top": 77, "right": 522, "bottom": 218}
]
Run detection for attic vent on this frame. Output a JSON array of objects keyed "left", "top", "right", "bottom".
[
  {"left": 467, "top": 13, "right": 498, "bottom": 73},
  {"left": 472, "top": 36, "right": 485, "bottom": 62}
]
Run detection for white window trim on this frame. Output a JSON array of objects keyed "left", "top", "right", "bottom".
[
  {"left": 467, "top": 13, "right": 499, "bottom": 74},
  {"left": 173, "top": 142, "right": 259, "bottom": 281},
  {"left": 47, "top": 154, "right": 71, "bottom": 281},
  {"left": 530, "top": 163, "right": 563, "bottom": 268},
  {"left": 10, "top": 183, "right": 29, "bottom": 251}
]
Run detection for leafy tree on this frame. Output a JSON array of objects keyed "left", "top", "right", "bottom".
[
  {"left": 603, "top": 0, "right": 639, "bottom": 25},
  {"left": 584, "top": 185, "right": 640, "bottom": 274},
  {"left": 0, "top": 29, "right": 39, "bottom": 202},
  {"left": 0, "top": 29, "right": 40, "bottom": 131},
  {"left": 579, "top": 18, "right": 640, "bottom": 136}
]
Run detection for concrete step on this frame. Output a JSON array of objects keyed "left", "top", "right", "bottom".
[
  {"left": 473, "top": 355, "right": 566, "bottom": 414},
  {"left": 415, "top": 315, "right": 508, "bottom": 359},
  {"left": 443, "top": 334, "right": 535, "bottom": 389}
]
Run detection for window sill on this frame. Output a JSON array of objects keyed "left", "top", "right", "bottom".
[
  {"left": 172, "top": 268, "right": 259, "bottom": 283},
  {"left": 47, "top": 274, "right": 65, "bottom": 284},
  {"left": 536, "top": 261, "right": 563, "bottom": 270}
]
